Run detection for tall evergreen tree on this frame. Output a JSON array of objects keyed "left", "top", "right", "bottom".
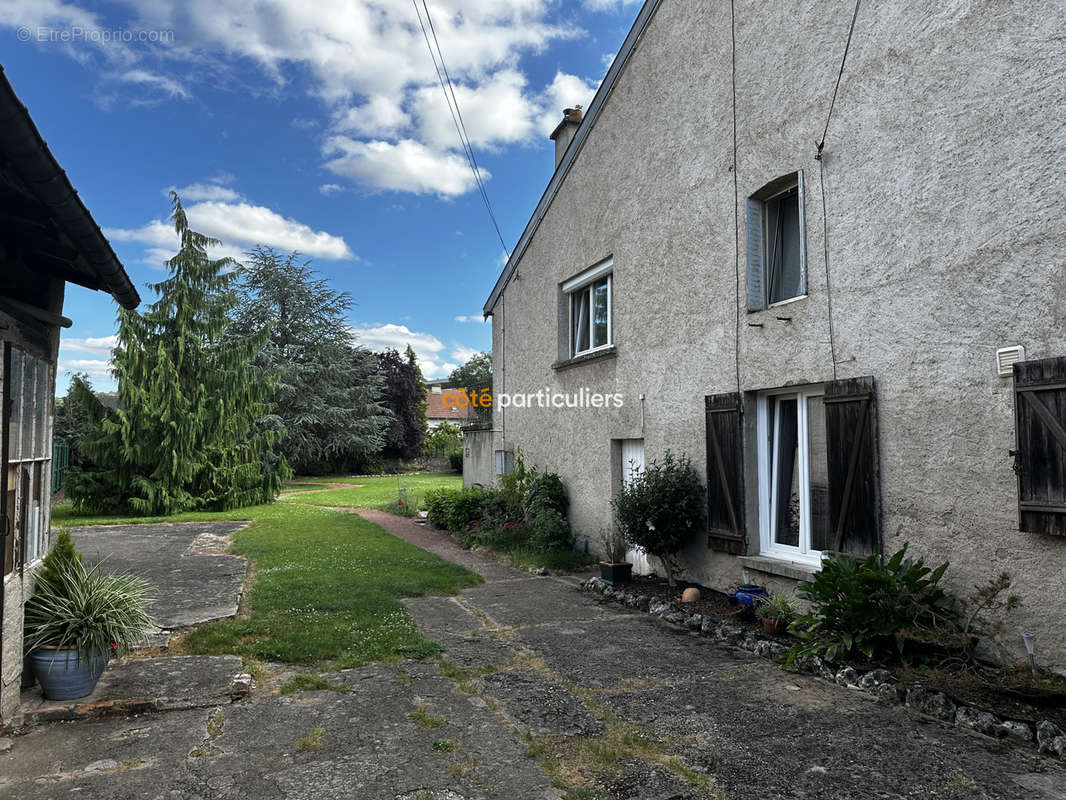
[
  {"left": 232, "top": 247, "right": 389, "bottom": 473},
  {"left": 68, "top": 194, "right": 287, "bottom": 515},
  {"left": 377, "top": 348, "right": 426, "bottom": 459},
  {"left": 405, "top": 344, "right": 428, "bottom": 437}
]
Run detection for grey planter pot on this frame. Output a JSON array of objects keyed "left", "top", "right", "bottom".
[{"left": 29, "top": 647, "right": 107, "bottom": 701}]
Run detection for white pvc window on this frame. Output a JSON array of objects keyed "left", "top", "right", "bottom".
[
  {"left": 757, "top": 386, "right": 828, "bottom": 565},
  {"left": 746, "top": 172, "right": 808, "bottom": 311},
  {"left": 563, "top": 259, "right": 612, "bottom": 358}
]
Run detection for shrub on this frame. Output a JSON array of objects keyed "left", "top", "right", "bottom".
[
  {"left": 527, "top": 472, "right": 568, "bottom": 518},
  {"left": 448, "top": 450, "right": 463, "bottom": 473},
  {"left": 529, "top": 508, "right": 574, "bottom": 553},
  {"left": 787, "top": 544, "right": 960, "bottom": 666},
  {"left": 425, "top": 487, "right": 488, "bottom": 532},
  {"left": 38, "top": 530, "right": 83, "bottom": 589},
  {"left": 612, "top": 451, "right": 705, "bottom": 586},
  {"left": 755, "top": 593, "right": 799, "bottom": 625}
]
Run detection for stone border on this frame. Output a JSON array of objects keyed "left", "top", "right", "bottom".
[{"left": 581, "top": 576, "right": 1066, "bottom": 760}]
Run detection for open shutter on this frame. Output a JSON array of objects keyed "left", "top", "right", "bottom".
[
  {"left": 745, "top": 198, "right": 765, "bottom": 311},
  {"left": 796, "top": 170, "right": 808, "bottom": 297},
  {"left": 1013, "top": 356, "right": 1066, "bottom": 535},
  {"left": 1, "top": 343, "right": 11, "bottom": 575},
  {"left": 824, "top": 376, "right": 880, "bottom": 555},
  {"left": 706, "top": 392, "right": 745, "bottom": 554}
]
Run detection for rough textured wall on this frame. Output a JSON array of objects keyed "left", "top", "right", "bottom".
[
  {"left": 489, "top": 0, "right": 1066, "bottom": 668},
  {"left": 462, "top": 428, "right": 496, "bottom": 489}
]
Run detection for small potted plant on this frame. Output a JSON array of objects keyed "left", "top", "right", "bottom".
[
  {"left": 24, "top": 532, "right": 153, "bottom": 701},
  {"left": 755, "top": 593, "right": 799, "bottom": 636},
  {"left": 598, "top": 527, "right": 633, "bottom": 586}
]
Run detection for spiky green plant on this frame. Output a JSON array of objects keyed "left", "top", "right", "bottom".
[{"left": 24, "top": 558, "right": 154, "bottom": 669}]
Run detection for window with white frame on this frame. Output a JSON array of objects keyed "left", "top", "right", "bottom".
[
  {"left": 746, "top": 172, "right": 807, "bottom": 310},
  {"left": 4, "top": 346, "right": 53, "bottom": 571},
  {"left": 757, "top": 386, "right": 830, "bottom": 565},
  {"left": 562, "top": 259, "right": 612, "bottom": 357}
]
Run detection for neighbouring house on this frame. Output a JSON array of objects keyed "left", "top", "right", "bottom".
[
  {"left": 425, "top": 382, "right": 473, "bottom": 430},
  {"left": 0, "top": 65, "right": 140, "bottom": 723},
  {"left": 479, "top": 2, "right": 1066, "bottom": 668}
]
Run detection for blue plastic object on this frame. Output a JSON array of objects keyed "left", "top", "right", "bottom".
[
  {"left": 29, "top": 648, "right": 107, "bottom": 700},
  {"left": 731, "top": 584, "right": 768, "bottom": 609}
]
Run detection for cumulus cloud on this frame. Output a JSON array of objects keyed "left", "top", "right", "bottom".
[
  {"left": 106, "top": 196, "right": 354, "bottom": 266},
  {"left": 350, "top": 323, "right": 483, "bottom": 379},
  {"left": 453, "top": 315, "right": 488, "bottom": 323},
  {"left": 318, "top": 183, "right": 345, "bottom": 195},
  {"left": 323, "top": 138, "right": 487, "bottom": 198},
  {"left": 57, "top": 358, "right": 113, "bottom": 380},
  {"left": 168, "top": 182, "right": 242, "bottom": 202},
  {"left": 0, "top": 0, "right": 598, "bottom": 197},
  {"left": 61, "top": 335, "right": 118, "bottom": 355},
  {"left": 536, "top": 71, "right": 600, "bottom": 135}
]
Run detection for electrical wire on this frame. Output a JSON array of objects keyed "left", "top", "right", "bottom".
[
  {"left": 412, "top": 0, "right": 509, "bottom": 257},
  {"left": 730, "top": 0, "right": 741, "bottom": 395},
  {"left": 817, "top": 0, "right": 861, "bottom": 156}
]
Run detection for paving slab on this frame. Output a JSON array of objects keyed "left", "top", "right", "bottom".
[
  {"left": 458, "top": 577, "right": 625, "bottom": 627},
  {"left": 17, "top": 655, "right": 248, "bottom": 725},
  {"left": 475, "top": 668, "right": 604, "bottom": 737},
  {"left": 71, "top": 522, "right": 249, "bottom": 629}
]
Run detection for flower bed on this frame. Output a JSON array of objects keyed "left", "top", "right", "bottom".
[{"left": 582, "top": 576, "right": 1066, "bottom": 760}]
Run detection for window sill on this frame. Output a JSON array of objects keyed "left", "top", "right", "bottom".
[
  {"left": 737, "top": 555, "right": 820, "bottom": 582},
  {"left": 552, "top": 345, "right": 617, "bottom": 371}
]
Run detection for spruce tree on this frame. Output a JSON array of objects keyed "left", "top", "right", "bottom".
[
  {"left": 69, "top": 193, "right": 287, "bottom": 515},
  {"left": 377, "top": 348, "right": 427, "bottom": 459}
]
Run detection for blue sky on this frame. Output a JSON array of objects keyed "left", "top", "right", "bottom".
[{"left": 1, "top": 0, "right": 643, "bottom": 392}]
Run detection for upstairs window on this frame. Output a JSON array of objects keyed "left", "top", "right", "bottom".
[
  {"left": 563, "top": 259, "right": 612, "bottom": 357},
  {"left": 746, "top": 172, "right": 807, "bottom": 310}
]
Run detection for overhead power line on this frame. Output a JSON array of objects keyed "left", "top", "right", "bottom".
[{"left": 412, "top": 0, "right": 509, "bottom": 257}]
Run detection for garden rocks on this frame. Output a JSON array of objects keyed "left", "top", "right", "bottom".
[
  {"left": 955, "top": 706, "right": 1005, "bottom": 738},
  {"left": 1037, "top": 721, "right": 1066, "bottom": 757},
  {"left": 579, "top": 576, "right": 1065, "bottom": 761}
]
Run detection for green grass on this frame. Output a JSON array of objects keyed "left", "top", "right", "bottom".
[
  {"left": 278, "top": 673, "right": 347, "bottom": 694},
  {"left": 283, "top": 473, "right": 462, "bottom": 512},
  {"left": 282, "top": 481, "right": 331, "bottom": 493},
  {"left": 52, "top": 501, "right": 481, "bottom": 667}
]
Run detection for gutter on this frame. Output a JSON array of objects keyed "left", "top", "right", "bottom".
[
  {"left": 482, "top": 0, "right": 665, "bottom": 317},
  {"left": 0, "top": 65, "right": 140, "bottom": 310}
]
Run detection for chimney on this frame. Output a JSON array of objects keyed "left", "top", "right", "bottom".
[{"left": 549, "top": 106, "right": 583, "bottom": 169}]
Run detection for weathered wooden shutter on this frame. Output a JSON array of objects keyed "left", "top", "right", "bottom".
[
  {"left": 1, "top": 342, "right": 11, "bottom": 575},
  {"left": 745, "top": 198, "right": 766, "bottom": 311},
  {"left": 705, "top": 392, "right": 745, "bottom": 554},
  {"left": 1013, "top": 357, "right": 1066, "bottom": 535},
  {"left": 824, "top": 376, "right": 880, "bottom": 555}
]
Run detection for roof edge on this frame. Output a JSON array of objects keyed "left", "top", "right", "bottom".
[
  {"left": 482, "top": 0, "right": 665, "bottom": 316},
  {"left": 0, "top": 64, "right": 140, "bottom": 310}
]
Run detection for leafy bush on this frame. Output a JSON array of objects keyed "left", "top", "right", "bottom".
[
  {"left": 755, "top": 593, "right": 799, "bottom": 624},
  {"left": 38, "top": 530, "right": 83, "bottom": 589},
  {"left": 528, "top": 472, "right": 568, "bottom": 518},
  {"left": 529, "top": 508, "right": 574, "bottom": 553},
  {"left": 425, "top": 487, "right": 488, "bottom": 532},
  {"left": 448, "top": 450, "right": 463, "bottom": 473},
  {"left": 787, "top": 544, "right": 960, "bottom": 666},
  {"left": 612, "top": 451, "right": 705, "bottom": 586}
]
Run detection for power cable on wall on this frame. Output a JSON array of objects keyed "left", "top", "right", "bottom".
[
  {"left": 412, "top": 0, "right": 509, "bottom": 258},
  {"left": 730, "top": 0, "right": 741, "bottom": 395},
  {"left": 815, "top": 0, "right": 862, "bottom": 382}
]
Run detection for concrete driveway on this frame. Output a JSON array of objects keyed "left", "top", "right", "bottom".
[{"left": 2, "top": 515, "right": 1064, "bottom": 799}]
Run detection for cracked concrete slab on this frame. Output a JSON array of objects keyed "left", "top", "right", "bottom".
[
  {"left": 475, "top": 668, "right": 603, "bottom": 737},
  {"left": 71, "top": 522, "right": 249, "bottom": 630},
  {"left": 458, "top": 577, "right": 623, "bottom": 627}
]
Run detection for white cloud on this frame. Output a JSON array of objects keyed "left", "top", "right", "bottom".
[
  {"left": 168, "top": 182, "right": 242, "bottom": 202},
  {"left": 323, "top": 137, "right": 486, "bottom": 198},
  {"left": 453, "top": 315, "right": 487, "bottom": 323},
  {"left": 318, "top": 183, "right": 345, "bottom": 195},
  {"left": 61, "top": 335, "right": 118, "bottom": 355},
  {"left": 583, "top": 0, "right": 642, "bottom": 10},
  {"left": 350, "top": 323, "right": 468, "bottom": 379},
  {"left": 451, "top": 344, "right": 483, "bottom": 363},
  {"left": 0, "top": 0, "right": 593, "bottom": 197},
  {"left": 57, "top": 358, "right": 113, "bottom": 380},
  {"left": 536, "top": 71, "right": 599, "bottom": 136},
  {"left": 107, "top": 198, "right": 354, "bottom": 264}
]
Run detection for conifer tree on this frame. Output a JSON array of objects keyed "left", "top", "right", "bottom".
[
  {"left": 377, "top": 348, "right": 427, "bottom": 459},
  {"left": 68, "top": 193, "right": 287, "bottom": 515}
]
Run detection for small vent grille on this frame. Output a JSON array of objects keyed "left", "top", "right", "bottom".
[{"left": 996, "top": 345, "right": 1026, "bottom": 377}]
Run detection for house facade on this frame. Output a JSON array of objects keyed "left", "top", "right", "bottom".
[
  {"left": 481, "top": 1, "right": 1066, "bottom": 668},
  {"left": 0, "top": 65, "right": 139, "bottom": 722}
]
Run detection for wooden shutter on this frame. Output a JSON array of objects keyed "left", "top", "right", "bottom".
[
  {"left": 745, "top": 198, "right": 766, "bottom": 311},
  {"left": 1, "top": 343, "right": 11, "bottom": 575},
  {"left": 1013, "top": 356, "right": 1066, "bottom": 535},
  {"left": 824, "top": 376, "right": 881, "bottom": 555},
  {"left": 706, "top": 392, "right": 745, "bottom": 554}
]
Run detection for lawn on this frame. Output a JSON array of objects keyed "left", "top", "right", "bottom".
[
  {"left": 51, "top": 500, "right": 481, "bottom": 667},
  {"left": 283, "top": 473, "right": 462, "bottom": 512}
]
